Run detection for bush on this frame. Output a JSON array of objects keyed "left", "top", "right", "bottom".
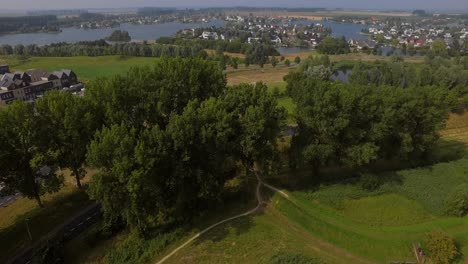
[
  {"left": 268, "top": 252, "right": 322, "bottom": 264},
  {"left": 32, "top": 240, "right": 64, "bottom": 264},
  {"left": 425, "top": 230, "right": 459, "bottom": 264},
  {"left": 106, "top": 229, "right": 183, "bottom": 264},
  {"left": 445, "top": 184, "right": 468, "bottom": 217},
  {"left": 360, "top": 173, "right": 381, "bottom": 191}
]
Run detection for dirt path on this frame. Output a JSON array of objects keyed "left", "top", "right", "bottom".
[
  {"left": 155, "top": 173, "right": 366, "bottom": 264},
  {"left": 156, "top": 172, "right": 263, "bottom": 264}
]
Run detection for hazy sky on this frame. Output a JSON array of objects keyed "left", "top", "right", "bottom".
[{"left": 2, "top": 0, "right": 468, "bottom": 11}]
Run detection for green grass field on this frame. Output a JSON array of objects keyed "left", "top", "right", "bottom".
[
  {"left": 161, "top": 156, "right": 468, "bottom": 263},
  {"left": 0, "top": 56, "right": 159, "bottom": 81}
]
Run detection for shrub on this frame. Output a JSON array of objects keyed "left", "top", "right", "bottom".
[
  {"left": 425, "top": 230, "right": 459, "bottom": 264},
  {"left": 268, "top": 252, "right": 322, "bottom": 264},
  {"left": 106, "top": 229, "right": 183, "bottom": 264},
  {"left": 32, "top": 240, "right": 64, "bottom": 264},
  {"left": 360, "top": 173, "right": 381, "bottom": 191},
  {"left": 445, "top": 184, "right": 468, "bottom": 217}
]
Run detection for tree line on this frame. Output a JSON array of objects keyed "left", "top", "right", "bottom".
[
  {"left": 0, "top": 41, "right": 207, "bottom": 58},
  {"left": 0, "top": 15, "right": 58, "bottom": 34},
  {"left": 0, "top": 40, "right": 279, "bottom": 67},
  {"left": 157, "top": 37, "right": 280, "bottom": 57},
  {"left": 286, "top": 58, "right": 455, "bottom": 177},
  {"left": 348, "top": 57, "right": 468, "bottom": 99}
]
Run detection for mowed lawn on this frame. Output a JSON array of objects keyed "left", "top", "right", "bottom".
[{"left": 0, "top": 56, "right": 160, "bottom": 82}]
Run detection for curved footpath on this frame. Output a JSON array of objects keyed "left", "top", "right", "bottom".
[{"left": 156, "top": 172, "right": 289, "bottom": 264}]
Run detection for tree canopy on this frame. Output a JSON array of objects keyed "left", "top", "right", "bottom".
[
  {"left": 286, "top": 70, "right": 452, "bottom": 175},
  {"left": 0, "top": 102, "right": 62, "bottom": 207}
]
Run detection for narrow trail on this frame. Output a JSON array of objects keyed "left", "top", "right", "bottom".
[{"left": 156, "top": 171, "right": 279, "bottom": 264}]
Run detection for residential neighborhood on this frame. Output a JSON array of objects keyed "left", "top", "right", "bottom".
[{"left": 0, "top": 67, "right": 82, "bottom": 105}]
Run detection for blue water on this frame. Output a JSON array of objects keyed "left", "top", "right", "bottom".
[
  {"left": 290, "top": 20, "right": 371, "bottom": 40},
  {"left": 331, "top": 69, "right": 352, "bottom": 82},
  {"left": 0, "top": 20, "right": 225, "bottom": 46}
]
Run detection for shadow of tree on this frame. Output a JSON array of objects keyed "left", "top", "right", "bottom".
[{"left": 0, "top": 189, "right": 91, "bottom": 263}]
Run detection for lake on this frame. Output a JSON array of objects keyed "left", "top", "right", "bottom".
[
  {"left": 0, "top": 19, "right": 370, "bottom": 48},
  {"left": 331, "top": 69, "right": 352, "bottom": 83},
  {"left": 0, "top": 20, "right": 225, "bottom": 46}
]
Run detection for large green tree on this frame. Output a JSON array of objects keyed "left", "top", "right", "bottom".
[
  {"left": 36, "top": 91, "right": 98, "bottom": 188},
  {"left": 222, "top": 83, "right": 286, "bottom": 173},
  {"left": 286, "top": 72, "right": 451, "bottom": 176},
  {"left": 86, "top": 57, "right": 226, "bottom": 129},
  {"left": 0, "top": 102, "right": 62, "bottom": 207},
  {"left": 87, "top": 99, "right": 236, "bottom": 232}
]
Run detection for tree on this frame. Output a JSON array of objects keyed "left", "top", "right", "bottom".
[
  {"left": 285, "top": 71, "right": 451, "bottom": 175},
  {"left": 106, "top": 30, "right": 131, "bottom": 42},
  {"left": 87, "top": 99, "right": 237, "bottom": 233},
  {"left": 87, "top": 124, "right": 139, "bottom": 229},
  {"left": 162, "top": 99, "right": 236, "bottom": 219},
  {"left": 316, "top": 37, "right": 350, "bottom": 54},
  {"left": 36, "top": 91, "right": 98, "bottom": 189},
  {"left": 245, "top": 43, "right": 278, "bottom": 67},
  {"left": 412, "top": 10, "right": 427, "bottom": 16},
  {"left": 222, "top": 83, "right": 286, "bottom": 173},
  {"left": 425, "top": 230, "right": 459, "bottom": 264},
  {"left": 445, "top": 184, "right": 468, "bottom": 217},
  {"left": 271, "top": 56, "right": 278, "bottom": 68},
  {"left": 432, "top": 40, "right": 448, "bottom": 57},
  {"left": 86, "top": 57, "right": 226, "bottom": 129},
  {"left": 230, "top": 57, "right": 239, "bottom": 69},
  {"left": 284, "top": 59, "right": 291, "bottom": 67},
  {"left": 0, "top": 102, "right": 62, "bottom": 208},
  {"left": 289, "top": 81, "right": 383, "bottom": 174},
  {"left": 294, "top": 56, "right": 301, "bottom": 65}
]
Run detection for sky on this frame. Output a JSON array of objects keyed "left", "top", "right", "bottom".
[{"left": 1, "top": 0, "right": 468, "bottom": 11}]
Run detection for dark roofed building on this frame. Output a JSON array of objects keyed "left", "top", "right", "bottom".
[
  {"left": 0, "top": 65, "right": 9, "bottom": 75},
  {"left": 53, "top": 69, "right": 78, "bottom": 88},
  {"left": 26, "top": 69, "right": 50, "bottom": 82}
]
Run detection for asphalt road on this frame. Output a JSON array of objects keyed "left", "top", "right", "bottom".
[{"left": 0, "top": 193, "right": 20, "bottom": 208}]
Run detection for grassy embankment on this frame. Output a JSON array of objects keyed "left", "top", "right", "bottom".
[{"left": 0, "top": 171, "right": 94, "bottom": 263}]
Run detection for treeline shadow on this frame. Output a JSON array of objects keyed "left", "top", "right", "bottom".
[{"left": 268, "top": 138, "right": 467, "bottom": 194}]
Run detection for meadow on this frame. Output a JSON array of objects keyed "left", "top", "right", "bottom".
[{"left": 0, "top": 56, "right": 159, "bottom": 81}]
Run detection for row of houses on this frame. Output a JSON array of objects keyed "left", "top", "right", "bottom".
[{"left": 0, "top": 67, "right": 80, "bottom": 106}]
